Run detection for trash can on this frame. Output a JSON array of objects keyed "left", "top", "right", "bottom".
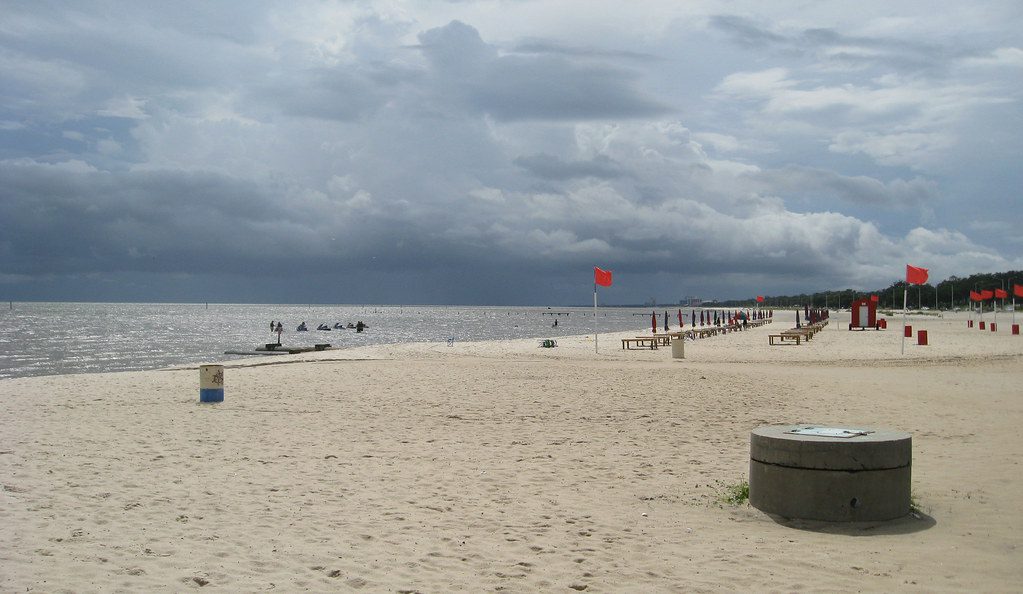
[
  {"left": 904, "top": 325, "right": 912, "bottom": 338},
  {"left": 1013, "top": 324, "right": 1020, "bottom": 335},
  {"left": 199, "top": 365, "right": 224, "bottom": 403},
  {"left": 671, "top": 337, "right": 685, "bottom": 359},
  {"left": 990, "top": 323, "right": 997, "bottom": 332},
  {"left": 917, "top": 330, "right": 928, "bottom": 345}
]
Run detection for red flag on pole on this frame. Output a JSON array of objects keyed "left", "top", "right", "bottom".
[
  {"left": 969, "top": 291, "right": 981, "bottom": 302},
  {"left": 906, "top": 264, "right": 929, "bottom": 285},
  {"left": 1015, "top": 284, "right": 1023, "bottom": 298},
  {"left": 994, "top": 288, "right": 1008, "bottom": 299},
  {"left": 594, "top": 267, "right": 613, "bottom": 287},
  {"left": 980, "top": 290, "right": 994, "bottom": 300},
  {"left": 756, "top": 295, "right": 764, "bottom": 303},
  {"left": 870, "top": 294, "right": 879, "bottom": 302}
]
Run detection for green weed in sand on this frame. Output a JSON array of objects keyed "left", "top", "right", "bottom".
[{"left": 719, "top": 480, "right": 750, "bottom": 506}]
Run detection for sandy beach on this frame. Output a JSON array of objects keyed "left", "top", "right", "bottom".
[{"left": 2, "top": 310, "right": 1022, "bottom": 592}]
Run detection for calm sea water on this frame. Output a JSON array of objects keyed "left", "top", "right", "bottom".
[{"left": 0, "top": 302, "right": 685, "bottom": 379}]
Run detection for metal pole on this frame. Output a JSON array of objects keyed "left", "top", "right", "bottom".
[
  {"left": 901, "top": 286, "right": 908, "bottom": 355},
  {"left": 593, "top": 284, "right": 598, "bottom": 353}
]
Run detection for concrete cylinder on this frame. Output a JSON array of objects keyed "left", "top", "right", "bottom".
[
  {"left": 917, "top": 330, "right": 928, "bottom": 345},
  {"left": 199, "top": 365, "right": 224, "bottom": 403},
  {"left": 749, "top": 425, "right": 911, "bottom": 522},
  {"left": 904, "top": 325, "right": 912, "bottom": 338},
  {"left": 671, "top": 337, "right": 685, "bottom": 359}
]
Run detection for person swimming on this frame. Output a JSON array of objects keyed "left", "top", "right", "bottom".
[{"left": 297, "top": 322, "right": 308, "bottom": 331}]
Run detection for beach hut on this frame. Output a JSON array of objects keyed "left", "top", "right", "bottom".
[{"left": 849, "top": 297, "right": 879, "bottom": 330}]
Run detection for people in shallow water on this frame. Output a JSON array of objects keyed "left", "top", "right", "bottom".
[
  {"left": 334, "top": 323, "right": 344, "bottom": 329},
  {"left": 356, "top": 321, "right": 365, "bottom": 333},
  {"left": 297, "top": 322, "right": 308, "bottom": 331},
  {"left": 316, "top": 323, "right": 331, "bottom": 331}
]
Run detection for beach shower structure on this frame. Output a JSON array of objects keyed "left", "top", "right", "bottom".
[
  {"left": 749, "top": 425, "right": 912, "bottom": 522},
  {"left": 849, "top": 297, "right": 879, "bottom": 330}
]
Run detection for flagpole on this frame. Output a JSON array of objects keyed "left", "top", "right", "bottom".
[
  {"left": 593, "top": 282, "right": 598, "bottom": 354},
  {"left": 901, "top": 285, "right": 907, "bottom": 355}
]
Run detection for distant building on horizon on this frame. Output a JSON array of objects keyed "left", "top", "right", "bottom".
[{"left": 680, "top": 296, "right": 702, "bottom": 307}]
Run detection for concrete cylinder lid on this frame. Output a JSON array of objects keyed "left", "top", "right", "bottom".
[{"left": 751, "top": 425, "right": 911, "bottom": 471}]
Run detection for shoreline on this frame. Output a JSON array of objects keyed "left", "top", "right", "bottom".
[{"left": 2, "top": 309, "right": 1022, "bottom": 591}]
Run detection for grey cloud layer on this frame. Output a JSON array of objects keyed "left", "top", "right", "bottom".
[{"left": 1, "top": 4, "right": 1020, "bottom": 303}]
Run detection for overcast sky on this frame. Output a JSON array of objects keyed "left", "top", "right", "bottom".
[{"left": 2, "top": 1, "right": 1021, "bottom": 305}]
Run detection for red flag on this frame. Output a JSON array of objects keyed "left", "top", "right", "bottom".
[
  {"left": 980, "top": 290, "right": 994, "bottom": 300},
  {"left": 594, "top": 267, "right": 612, "bottom": 287},
  {"left": 1015, "top": 284, "right": 1023, "bottom": 298},
  {"left": 906, "top": 264, "right": 929, "bottom": 285},
  {"left": 870, "top": 295, "right": 879, "bottom": 302},
  {"left": 969, "top": 290, "right": 981, "bottom": 302},
  {"left": 994, "top": 288, "right": 1008, "bottom": 299},
  {"left": 756, "top": 295, "right": 764, "bottom": 303}
]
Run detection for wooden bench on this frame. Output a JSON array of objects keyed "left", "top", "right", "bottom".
[
  {"left": 669, "top": 330, "right": 695, "bottom": 342},
  {"left": 693, "top": 327, "right": 719, "bottom": 339},
  {"left": 769, "top": 334, "right": 802, "bottom": 345},
  {"left": 782, "top": 328, "right": 815, "bottom": 341},
  {"left": 647, "top": 334, "right": 672, "bottom": 346},
  {"left": 622, "top": 337, "right": 659, "bottom": 350}
]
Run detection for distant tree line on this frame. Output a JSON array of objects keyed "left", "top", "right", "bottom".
[{"left": 716, "top": 270, "right": 1023, "bottom": 310}]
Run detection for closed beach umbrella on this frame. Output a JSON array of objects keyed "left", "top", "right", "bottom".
[
  {"left": 796, "top": 310, "right": 801, "bottom": 328},
  {"left": 664, "top": 311, "right": 669, "bottom": 331},
  {"left": 652, "top": 311, "right": 657, "bottom": 334},
  {"left": 692, "top": 309, "right": 696, "bottom": 327},
  {"left": 678, "top": 309, "right": 683, "bottom": 327}
]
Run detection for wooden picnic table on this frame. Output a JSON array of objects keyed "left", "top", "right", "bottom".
[
  {"left": 769, "top": 333, "right": 802, "bottom": 345},
  {"left": 622, "top": 337, "right": 659, "bottom": 350}
]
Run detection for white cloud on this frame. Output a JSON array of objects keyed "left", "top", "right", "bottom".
[
  {"left": 959, "top": 47, "right": 1023, "bottom": 68},
  {"left": 97, "top": 96, "right": 149, "bottom": 119},
  {"left": 829, "top": 130, "right": 954, "bottom": 167}
]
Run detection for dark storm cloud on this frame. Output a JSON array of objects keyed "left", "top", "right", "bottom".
[
  {"left": 417, "top": 21, "right": 672, "bottom": 121},
  {"left": 254, "top": 66, "right": 390, "bottom": 121},
  {"left": 709, "top": 13, "right": 967, "bottom": 74},
  {"left": 510, "top": 39, "right": 659, "bottom": 62},
  {"left": 0, "top": 4, "right": 1019, "bottom": 304},
  {"left": 513, "top": 153, "right": 625, "bottom": 180},
  {"left": 708, "top": 15, "right": 787, "bottom": 49},
  {"left": 747, "top": 166, "right": 938, "bottom": 207}
]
